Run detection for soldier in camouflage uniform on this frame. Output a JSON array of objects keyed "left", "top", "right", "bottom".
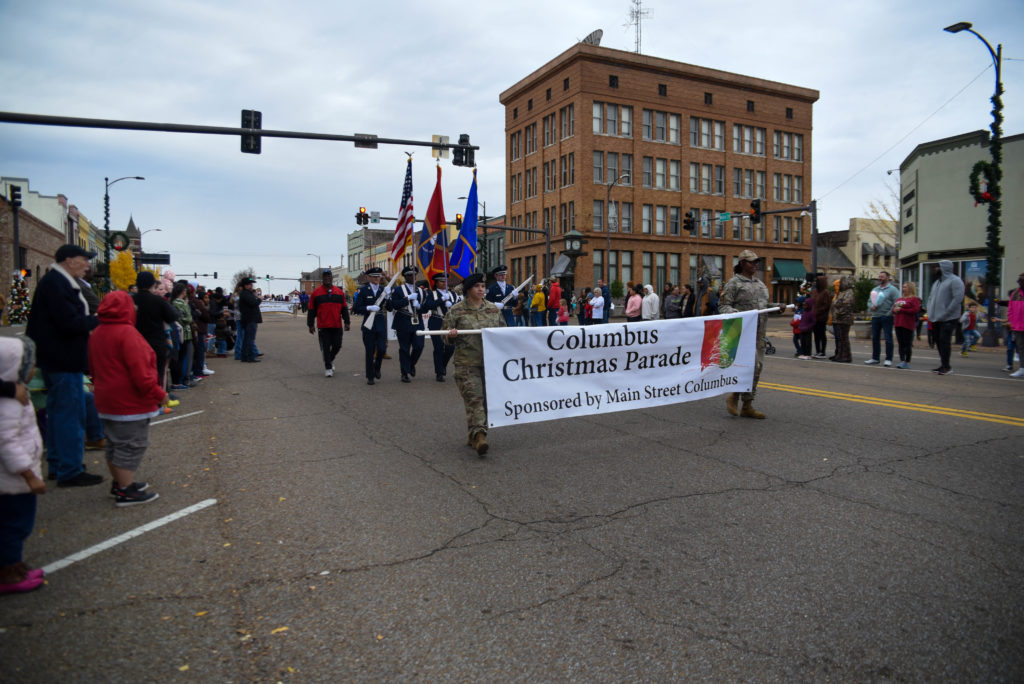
[
  {"left": 443, "top": 272, "right": 505, "bottom": 456},
  {"left": 718, "top": 249, "right": 785, "bottom": 419}
]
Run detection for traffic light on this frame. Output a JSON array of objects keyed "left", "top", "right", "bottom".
[
  {"left": 355, "top": 207, "right": 370, "bottom": 225},
  {"left": 10, "top": 184, "right": 22, "bottom": 207},
  {"left": 750, "top": 198, "right": 762, "bottom": 225},
  {"left": 266, "top": 275, "right": 270, "bottom": 280},
  {"left": 683, "top": 211, "right": 695, "bottom": 235},
  {"left": 453, "top": 134, "right": 473, "bottom": 167},
  {"left": 455, "top": 213, "right": 463, "bottom": 230},
  {"left": 213, "top": 271, "right": 218, "bottom": 279},
  {"left": 241, "top": 109, "right": 262, "bottom": 154}
]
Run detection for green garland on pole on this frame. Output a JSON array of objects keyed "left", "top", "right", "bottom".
[{"left": 968, "top": 160, "right": 995, "bottom": 205}]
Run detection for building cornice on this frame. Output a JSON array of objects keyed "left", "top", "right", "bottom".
[{"left": 500, "top": 43, "right": 820, "bottom": 104}]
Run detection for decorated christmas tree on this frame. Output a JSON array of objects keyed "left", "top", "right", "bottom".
[{"left": 6, "top": 273, "right": 31, "bottom": 324}]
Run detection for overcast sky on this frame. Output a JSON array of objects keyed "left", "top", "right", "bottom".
[{"left": 2, "top": 0, "right": 1022, "bottom": 294}]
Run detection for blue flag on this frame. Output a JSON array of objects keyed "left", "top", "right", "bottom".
[
  {"left": 416, "top": 221, "right": 434, "bottom": 275},
  {"left": 451, "top": 171, "right": 479, "bottom": 278}
]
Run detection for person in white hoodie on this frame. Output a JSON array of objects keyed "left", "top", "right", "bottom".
[
  {"left": 0, "top": 337, "right": 47, "bottom": 594},
  {"left": 641, "top": 284, "right": 660, "bottom": 321}
]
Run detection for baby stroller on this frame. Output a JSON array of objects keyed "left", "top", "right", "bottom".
[{"left": 763, "top": 337, "right": 776, "bottom": 355}]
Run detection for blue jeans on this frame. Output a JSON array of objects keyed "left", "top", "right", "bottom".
[
  {"left": 1007, "top": 329, "right": 1017, "bottom": 366},
  {"left": 234, "top": 324, "right": 245, "bottom": 360},
  {"left": 41, "top": 370, "right": 86, "bottom": 481},
  {"left": 871, "top": 315, "right": 894, "bottom": 362},
  {"left": 547, "top": 309, "right": 558, "bottom": 326},
  {"left": 84, "top": 391, "right": 104, "bottom": 441},
  {"left": 241, "top": 322, "right": 258, "bottom": 361},
  {"left": 0, "top": 493, "right": 36, "bottom": 566},
  {"left": 961, "top": 329, "right": 981, "bottom": 352},
  {"left": 532, "top": 311, "right": 545, "bottom": 327}
]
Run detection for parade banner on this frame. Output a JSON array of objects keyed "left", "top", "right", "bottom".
[{"left": 482, "top": 310, "right": 760, "bottom": 428}]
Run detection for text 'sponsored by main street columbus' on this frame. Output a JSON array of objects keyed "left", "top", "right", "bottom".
[{"left": 483, "top": 311, "right": 759, "bottom": 427}]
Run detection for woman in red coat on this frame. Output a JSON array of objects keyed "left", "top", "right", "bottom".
[{"left": 892, "top": 282, "right": 922, "bottom": 369}]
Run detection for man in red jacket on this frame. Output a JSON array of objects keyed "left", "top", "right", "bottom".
[
  {"left": 88, "top": 291, "right": 169, "bottom": 506},
  {"left": 307, "top": 270, "right": 351, "bottom": 378}
]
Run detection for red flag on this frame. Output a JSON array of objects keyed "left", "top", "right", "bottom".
[{"left": 423, "top": 164, "right": 447, "bottom": 281}]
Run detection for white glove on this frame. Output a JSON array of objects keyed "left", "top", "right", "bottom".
[
  {"left": 408, "top": 292, "right": 419, "bottom": 303},
  {"left": 383, "top": 287, "right": 393, "bottom": 297},
  {"left": 494, "top": 302, "right": 504, "bottom": 310},
  {"left": 367, "top": 305, "right": 380, "bottom": 313}
]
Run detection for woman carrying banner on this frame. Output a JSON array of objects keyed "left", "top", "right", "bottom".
[{"left": 444, "top": 273, "right": 505, "bottom": 456}]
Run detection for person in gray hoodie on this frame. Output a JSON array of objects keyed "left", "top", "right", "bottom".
[{"left": 926, "top": 260, "right": 966, "bottom": 375}]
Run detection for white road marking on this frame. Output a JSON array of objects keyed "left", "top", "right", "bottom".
[
  {"left": 41, "top": 499, "right": 218, "bottom": 575},
  {"left": 151, "top": 410, "right": 204, "bottom": 425}
]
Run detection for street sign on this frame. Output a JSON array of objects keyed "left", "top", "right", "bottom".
[
  {"left": 718, "top": 212, "right": 731, "bottom": 221},
  {"left": 354, "top": 133, "right": 378, "bottom": 149},
  {"left": 370, "top": 211, "right": 380, "bottom": 224},
  {"left": 432, "top": 134, "right": 450, "bottom": 159},
  {"left": 139, "top": 252, "right": 171, "bottom": 265}
]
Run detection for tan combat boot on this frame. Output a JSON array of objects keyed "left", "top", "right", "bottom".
[
  {"left": 472, "top": 432, "right": 489, "bottom": 456},
  {"left": 740, "top": 400, "right": 765, "bottom": 419},
  {"left": 726, "top": 392, "right": 739, "bottom": 416}
]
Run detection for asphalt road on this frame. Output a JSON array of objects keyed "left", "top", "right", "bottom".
[{"left": 2, "top": 313, "right": 1022, "bottom": 682}]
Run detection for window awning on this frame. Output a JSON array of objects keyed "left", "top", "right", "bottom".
[
  {"left": 873, "top": 243, "right": 883, "bottom": 255},
  {"left": 862, "top": 243, "right": 873, "bottom": 255},
  {"left": 549, "top": 254, "right": 572, "bottom": 278},
  {"left": 773, "top": 259, "right": 806, "bottom": 282}
]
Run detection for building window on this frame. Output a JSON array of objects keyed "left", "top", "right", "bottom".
[
  {"left": 655, "top": 205, "right": 666, "bottom": 235},
  {"left": 747, "top": 100, "right": 755, "bottom": 112},
  {"left": 524, "top": 123, "right": 536, "bottom": 155},
  {"left": 642, "top": 252, "right": 652, "bottom": 286},
  {"left": 690, "top": 117, "right": 725, "bottom": 150},
  {"left": 786, "top": 107, "right": 793, "bottom": 119},
  {"left": 546, "top": 87, "right": 551, "bottom": 101},
  {"left": 670, "top": 207, "right": 680, "bottom": 236},
  {"left": 513, "top": 107, "right": 517, "bottom": 119},
  {"left": 655, "top": 158, "right": 666, "bottom": 189},
  {"left": 773, "top": 216, "right": 781, "bottom": 243},
  {"left": 621, "top": 251, "right": 633, "bottom": 284},
  {"left": 701, "top": 164, "right": 712, "bottom": 194},
  {"left": 732, "top": 124, "right": 766, "bottom": 155},
  {"left": 689, "top": 163, "right": 700, "bottom": 193},
  {"left": 773, "top": 130, "right": 804, "bottom": 161},
  {"left": 563, "top": 77, "right": 569, "bottom": 91},
  {"left": 593, "top": 200, "right": 604, "bottom": 231},
  {"left": 609, "top": 74, "right": 619, "bottom": 88},
  {"left": 658, "top": 83, "right": 667, "bottom": 96},
  {"left": 669, "top": 160, "right": 680, "bottom": 191},
  {"left": 560, "top": 104, "right": 575, "bottom": 139},
  {"left": 642, "top": 205, "right": 653, "bottom": 234},
  {"left": 606, "top": 152, "right": 619, "bottom": 182},
  {"left": 642, "top": 157, "right": 653, "bottom": 187},
  {"left": 509, "top": 131, "right": 521, "bottom": 161},
  {"left": 543, "top": 114, "right": 556, "bottom": 147},
  {"left": 704, "top": 92, "right": 713, "bottom": 105},
  {"left": 593, "top": 151, "right": 604, "bottom": 184},
  {"left": 621, "top": 154, "right": 633, "bottom": 184},
  {"left": 794, "top": 217, "right": 802, "bottom": 244},
  {"left": 528, "top": 98, "right": 533, "bottom": 111},
  {"left": 621, "top": 202, "right": 633, "bottom": 232}
]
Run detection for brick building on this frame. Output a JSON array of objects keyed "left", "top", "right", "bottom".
[{"left": 499, "top": 43, "right": 818, "bottom": 303}]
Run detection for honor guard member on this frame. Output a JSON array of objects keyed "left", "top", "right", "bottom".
[
  {"left": 390, "top": 266, "right": 427, "bottom": 383},
  {"left": 353, "top": 267, "right": 389, "bottom": 385},
  {"left": 485, "top": 265, "right": 515, "bottom": 327},
  {"left": 444, "top": 272, "right": 505, "bottom": 456},
  {"left": 425, "top": 272, "right": 458, "bottom": 382},
  {"left": 307, "top": 270, "right": 351, "bottom": 377},
  {"left": 718, "top": 249, "right": 786, "bottom": 419}
]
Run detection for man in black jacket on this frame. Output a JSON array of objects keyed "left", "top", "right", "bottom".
[
  {"left": 238, "top": 278, "right": 263, "bottom": 362},
  {"left": 25, "top": 244, "right": 101, "bottom": 486}
]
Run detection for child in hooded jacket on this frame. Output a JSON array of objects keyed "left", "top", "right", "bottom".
[
  {"left": 0, "top": 337, "right": 47, "bottom": 594},
  {"left": 88, "top": 291, "right": 169, "bottom": 506}
]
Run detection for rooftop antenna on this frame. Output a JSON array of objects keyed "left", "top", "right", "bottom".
[{"left": 625, "top": 0, "right": 649, "bottom": 54}]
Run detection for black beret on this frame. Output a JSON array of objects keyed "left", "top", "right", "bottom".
[{"left": 462, "top": 273, "right": 484, "bottom": 290}]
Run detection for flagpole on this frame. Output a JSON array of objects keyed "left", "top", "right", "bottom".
[{"left": 417, "top": 305, "right": 794, "bottom": 336}]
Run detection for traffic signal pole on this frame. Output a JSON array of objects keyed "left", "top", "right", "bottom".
[{"left": 0, "top": 111, "right": 479, "bottom": 158}]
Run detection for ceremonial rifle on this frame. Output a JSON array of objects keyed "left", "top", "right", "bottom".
[
  {"left": 362, "top": 271, "right": 401, "bottom": 331},
  {"left": 501, "top": 273, "right": 534, "bottom": 306}
]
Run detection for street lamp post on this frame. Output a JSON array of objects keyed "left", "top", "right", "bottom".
[
  {"left": 104, "top": 175, "right": 144, "bottom": 288},
  {"left": 944, "top": 21, "right": 1004, "bottom": 346},
  {"left": 605, "top": 173, "right": 630, "bottom": 284},
  {"left": 306, "top": 252, "right": 321, "bottom": 272},
  {"left": 136, "top": 228, "right": 162, "bottom": 270}
]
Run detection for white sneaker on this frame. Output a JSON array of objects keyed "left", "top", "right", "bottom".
[
  {"left": 202, "top": 367, "right": 215, "bottom": 376},
  {"left": 864, "top": 359, "right": 880, "bottom": 365},
  {"left": 884, "top": 360, "right": 892, "bottom": 367},
  {"left": 1011, "top": 368, "right": 1024, "bottom": 378},
  {"left": 325, "top": 368, "right": 334, "bottom": 377}
]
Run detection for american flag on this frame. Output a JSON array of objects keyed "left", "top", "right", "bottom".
[{"left": 389, "top": 159, "right": 414, "bottom": 265}]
